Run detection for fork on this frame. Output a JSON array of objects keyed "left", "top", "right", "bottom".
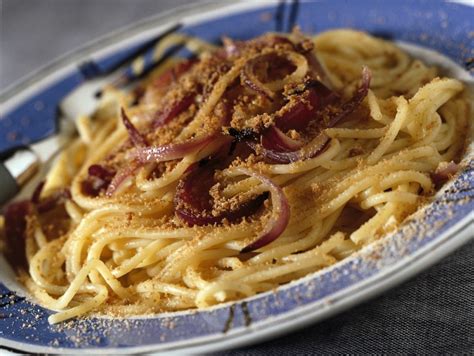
[{"left": 0, "top": 22, "right": 184, "bottom": 205}]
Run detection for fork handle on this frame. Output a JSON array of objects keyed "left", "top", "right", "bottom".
[
  {"left": 0, "top": 162, "right": 18, "bottom": 206},
  {"left": 0, "top": 149, "right": 39, "bottom": 206}
]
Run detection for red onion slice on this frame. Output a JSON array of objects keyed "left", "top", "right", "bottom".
[
  {"left": 31, "top": 180, "right": 71, "bottom": 213},
  {"left": 88, "top": 164, "right": 116, "bottom": 181},
  {"left": 31, "top": 181, "right": 45, "bottom": 204},
  {"left": 326, "top": 66, "right": 371, "bottom": 128},
  {"left": 111, "top": 118, "right": 229, "bottom": 196},
  {"left": 290, "top": 31, "right": 334, "bottom": 89},
  {"left": 121, "top": 108, "right": 148, "bottom": 147},
  {"left": 152, "top": 94, "right": 195, "bottom": 128},
  {"left": 105, "top": 164, "right": 138, "bottom": 197},
  {"left": 139, "top": 59, "right": 197, "bottom": 104},
  {"left": 261, "top": 126, "right": 303, "bottom": 152},
  {"left": 241, "top": 56, "right": 275, "bottom": 100},
  {"left": 430, "top": 161, "right": 459, "bottom": 189},
  {"left": 132, "top": 134, "right": 218, "bottom": 164},
  {"left": 241, "top": 51, "right": 308, "bottom": 101},
  {"left": 249, "top": 132, "right": 330, "bottom": 164},
  {"left": 176, "top": 194, "right": 267, "bottom": 227},
  {"left": 305, "top": 50, "right": 333, "bottom": 90},
  {"left": 82, "top": 164, "right": 116, "bottom": 196},
  {"left": 36, "top": 189, "right": 71, "bottom": 213},
  {"left": 230, "top": 167, "right": 290, "bottom": 253},
  {"left": 174, "top": 164, "right": 267, "bottom": 226},
  {"left": 175, "top": 208, "right": 221, "bottom": 226},
  {"left": 251, "top": 67, "right": 371, "bottom": 164},
  {"left": 152, "top": 59, "right": 197, "bottom": 89},
  {"left": 3, "top": 200, "right": 32, "bottom": 269},
  {"left": 276, "top": 81, "right": 338, "bottom": 132}
]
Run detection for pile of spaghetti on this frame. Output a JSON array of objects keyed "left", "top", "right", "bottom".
[{"left": 1, "top": 30, "right": 471, "bottom": 324}]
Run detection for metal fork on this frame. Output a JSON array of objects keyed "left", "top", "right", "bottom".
[{"left": 0, "top": 23, "right": 184, "bottom": 205}]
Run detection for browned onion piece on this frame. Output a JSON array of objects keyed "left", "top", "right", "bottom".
[
  {"left": 304, "top": 50, "right": 333, "bottom": 89},
  {"left": 326, "top": 66, "right": 371, "bottom": 127},
  {"left": 252, "top": 67, "right": 371, "bottom": 164},
  {"left": 241, "top": 51, "right": 308, "bottom": 101},
  {"left": 249, "top": 132, "right": 330, "bottom": 164},
  {"left": 276, "top": 81, "right": 338, "bottom": 132},
  {"left": 430, "top": 161, "right": 459, "bottom": 189},
  {"left": 241, "top": 55, "right": 276, "bottom": 100},
  {"left": 230, "top": 167, "right": 290, "bottom": 253},
  {"left": 152, "top": 94, "right": 195, "bottom": 128},
  {"left": 82, "top": 164, "right": 115, "bottom": 196},
  {"left": 261, "top": 126, "right": 303, "bottom": 152},
  {"left": 138, "top": 59, "right": 197, "bottom": 104},
  {"left": 132, "top": 134, "right": 219, "bottom": 164},
  {"left": 3, "top": 200, "right": 32, "bottom": 269},
  {"left": 265, "top": 52, "right": 308, "bottom": 92},
  {"left": 290, "top": 31, "right": 334, "bottom": 89},
  {"left": 112, "top": 118, "right": 229, "bottom": 197},
  {"left": 31, "top": 180, "right": 45, "bottom": 204},
  {"left": 152, "top": 59, "right": 197, "bottom": 89},
  {"left": 121, "top": 108, "right": 148, "bottom": 147},
  {"left": 105, "top": 164, "right": 139, "bottom": 197},
  {"left": 174, "top": 164, "right": 267, "bottom": 226},
  {"left": 36, "top": 189, "right": 71, "bottom": 213},
  {"left": 88, "top": 164, "right": 115, "bottom": 181},
  {"left": 30, "top": 180, "right": 71, "bottom": 213}
]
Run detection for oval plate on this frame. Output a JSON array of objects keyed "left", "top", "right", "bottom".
[{"left": 1, "top": 1, "right": 473, "bottom": 354}]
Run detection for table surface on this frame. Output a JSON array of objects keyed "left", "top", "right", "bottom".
[{"left": 2, "top": 1, "right": 473, "bottom": 354}]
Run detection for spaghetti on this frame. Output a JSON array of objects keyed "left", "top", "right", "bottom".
[{"left": 1, "top": 29, "right": 471, "bottom": 324}]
